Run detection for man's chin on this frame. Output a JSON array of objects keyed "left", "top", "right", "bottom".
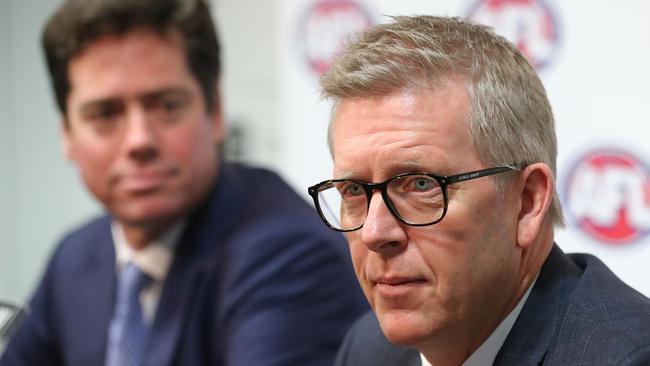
[
  {"left": 111, "top": 201, "right": 186, "bottom": 229},
  {"left": 377, "top": 309, "right": 435, "bottom": 347}
]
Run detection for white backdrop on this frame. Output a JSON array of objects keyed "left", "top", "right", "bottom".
[{"left": 277, "top": 0, "right": 650, "bottom": 296}]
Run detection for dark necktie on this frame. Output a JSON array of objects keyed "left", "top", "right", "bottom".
[{"left": 105, "top": 262, "right": 151, "bottom": 366}]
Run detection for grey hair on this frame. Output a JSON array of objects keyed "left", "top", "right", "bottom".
[{"left": 320, "top": 15, "right": 564, "bottom": 227}]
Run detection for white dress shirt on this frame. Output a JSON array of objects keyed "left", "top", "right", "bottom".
[
  {"left": 420, "top": 278, "right": 536, "bottom": 366},
  {"left": 111, "top": 221, "right": 186, "bottom": 323}
]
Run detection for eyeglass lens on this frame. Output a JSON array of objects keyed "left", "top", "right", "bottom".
[{"left": 316, "top": 175, "right": 445, "bottom": 230}]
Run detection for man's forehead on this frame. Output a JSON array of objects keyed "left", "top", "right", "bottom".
[
  {"left": 329, "top": 93, "right": 417, "bottom": 152},
  {"left": 67, "top": 27, "right": 188, "bottom": 82},
  {"left": 330, "top": 82, "right": 468, "bottom": 127},
  {"left": 330, "top": 84, "right": 474, "bottom": 180},
  {"left": 66, "top": 27, "right": 196, "bottom": 104},
  {"left": 74, "top": 26, "right": 183, "bottom": 58}
]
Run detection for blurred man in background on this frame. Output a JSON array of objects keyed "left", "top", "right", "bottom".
[
  {"left": 0, "top": 0, "right": 367, "bottom": 365},
  {"left": 309, "top": 15, "right": 650, "bottom": 366}
]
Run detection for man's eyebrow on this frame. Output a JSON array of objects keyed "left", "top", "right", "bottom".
[
  {"left": 399, "top": 160, "right": 460, "bottom": 175},
  {"left": 79, "top": 98, "right": 122, "bottom": 115},
  {"left": 333, "top": 160, "right": 431, "bottom": 181},
  {"left": 78, "top": 88, "right": 193, "bottom": 112},
  {"left": 393, "top": 160, "right": 426, "bottom": 173},
  {"left": 333, "top": 170, "right": 357, "bottom": 180},
  {"left": 382, "top": 160, "right": 430, "bottom": 177},
  {"left": 139, "top": 87, "right": 192, "bottom": 102}
]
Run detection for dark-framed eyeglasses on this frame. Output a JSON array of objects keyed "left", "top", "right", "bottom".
[{"left": 307, "top": 166, "right": 520, "bottom": 232}]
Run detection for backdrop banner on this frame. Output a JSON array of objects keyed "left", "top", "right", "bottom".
[{"left": 279, "top": 0, "right": 650, "bottom": 296}]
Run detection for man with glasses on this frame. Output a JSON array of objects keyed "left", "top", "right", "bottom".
[
  {"left": 309, "top": 15, "right": 650, "bottom": 366},
  {"left": 0, "top": 0, "right": 368, "bottom": 365}
]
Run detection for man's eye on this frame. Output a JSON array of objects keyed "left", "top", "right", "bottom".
[
  {"left": 149, "top": 95, "right": 188, "bottom": 123},
  {"left": 413, "top": 178, "right": 435, "bottom": 191},
  {"left": 348, "top": 184, "right": 364, "bottom": 195},
  {"left": 84, "top": 106, "right": 121, "bottom": 124},
  {"left": 339, "top": 182, "right": 365, "bottom": 197},
  {"left": 160, "top": 98, "right": 184, "bottom": 112}
]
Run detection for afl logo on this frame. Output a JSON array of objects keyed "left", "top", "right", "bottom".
[
  {"left": 466, "top": 0, "right": 561, "bottom": 70},
  {"left": 296, "top": 0, "right": 375, "bottom": 76},
  {"left": 563, "top": 149, "right": 650, "bottom": 245}
]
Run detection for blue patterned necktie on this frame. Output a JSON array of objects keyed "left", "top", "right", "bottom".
[{"left": 105, "top": 262, "right": 151, "bottom": 366}]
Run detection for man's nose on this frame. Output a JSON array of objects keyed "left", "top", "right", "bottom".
[
  {"left": 124, "top": 107, "right": 158, "bottom": 162},
  {"left": 360, "top": 191, "right": 408, "bottom": 255}
]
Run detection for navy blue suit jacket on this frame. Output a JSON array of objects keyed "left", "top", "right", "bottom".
[
  {"left": 1, "top": 163, "right": 368, "bottom": 366},
  {"left": 335, "top": 245, "right": 650, "bottom": 366}
]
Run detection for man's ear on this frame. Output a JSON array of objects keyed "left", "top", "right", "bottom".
[
  {"left": 59, "top": 119, "right": 75, "bottom": 162},
  {"left": 516, "top": 163, "right": 554, "bottom": 248}
]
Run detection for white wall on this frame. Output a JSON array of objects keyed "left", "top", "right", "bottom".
[
  {"left": 0, "top": 0, "right": 12, "bottom": 301},
  {"left": 214, "top": 0, "right": 283, "bottom": 169},
  {"left": 0, "top": 0, "right": 101, "bottom": 302}
]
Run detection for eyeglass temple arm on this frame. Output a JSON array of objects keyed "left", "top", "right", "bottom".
[{"left": 445, "top": 165, "right": 521, "bottom": 184}]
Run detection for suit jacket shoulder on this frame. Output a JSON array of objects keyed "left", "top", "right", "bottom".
[
  {"left": 546, "top": 251, "right": 650, "bottom": 365},
  {"left": 188, "top": 163, "right": 368, "bottom": 366},
  {"left": 2, "top": 162, "right": 368, "bottom": 366},
  {"left": 497, "top": 245, "right": 650, "bottom": 366},
  {"left": 0, "top": 215, "right": 116, "bottom": 366}
]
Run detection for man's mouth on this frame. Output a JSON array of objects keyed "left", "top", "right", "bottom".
[
  {"left": 118, "top": 168, "right": 175, "bottom": 193},
  {"left": 374, "top": 276, "right": 428, "bottom": 297}
]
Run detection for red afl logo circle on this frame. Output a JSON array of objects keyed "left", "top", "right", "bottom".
[
  {"left": 564, "top": 150, "right": 650, "bottom": 245},
  {"left": 466, "top": 0, "right": 561, "bottom": 70},
  {"left": 296, "top": 0, "right": 374, "bottom": 76}
]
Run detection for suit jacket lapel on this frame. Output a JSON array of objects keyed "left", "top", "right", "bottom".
[
  {"left": 144, "top": 163, "right": 247, "bottom": 366},
  {"left": 72, "top": 223, "right": 116, "bottom": 365},
  {"left": 143, "top": 235, "right": 206, "bottom": 366},
  {"left": 494, "top": 245, "right": 582, "bottom": 365}
]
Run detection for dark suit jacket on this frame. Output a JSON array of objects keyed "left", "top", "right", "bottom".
[
  {"left": 1, "top": 163, "right": 368, "bottom": 366},
  {"left": 335, "top": 245, "right": 650, "bottom": 366}
]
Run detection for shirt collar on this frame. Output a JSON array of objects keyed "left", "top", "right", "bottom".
[
  {"left": 111, "top": 220, "right": 186, "bottom": 282},
  {"left": 420, "top": 277, "right": 537, "bottom": 366}
]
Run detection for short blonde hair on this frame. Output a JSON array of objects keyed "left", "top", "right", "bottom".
[{"left": 320, "top": 15, "right": 564, "bottom": 227}]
